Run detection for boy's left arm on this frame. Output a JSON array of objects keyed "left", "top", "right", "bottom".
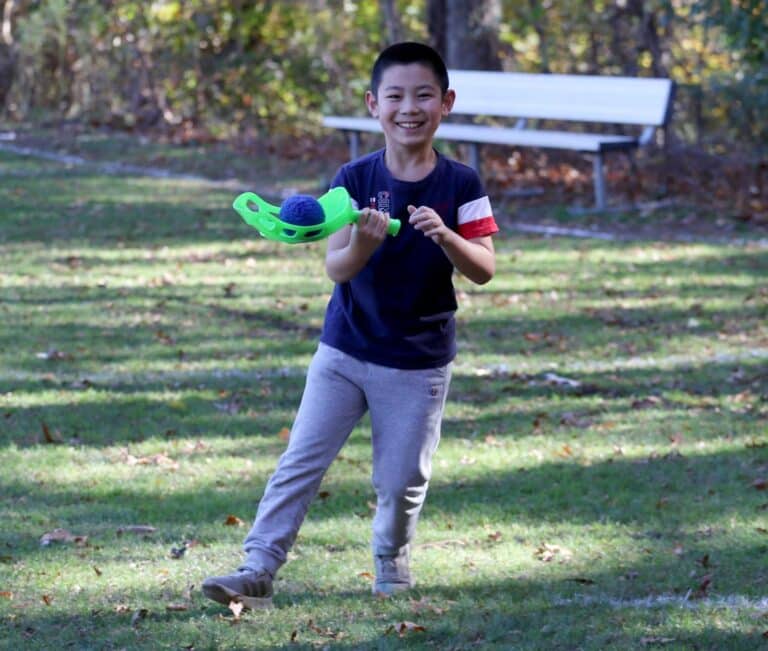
[{"left": 408, "top": 205, "right": 495, "bottom": 285}]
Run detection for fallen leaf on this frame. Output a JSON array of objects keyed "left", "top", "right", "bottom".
[
  {"left": 0, "top": 591, "right": 12, "bottom": 599},
  {"left": 93, "top": 566, "right": 102, "bottom": 576},
  {"left": 690, "top": 574, "right": 712, "bottom": 599},
  {"left": 566, "top": 577, "right": 596, "bottom": 584},
  {"left": 387, "top": 621, "right": 427, "bottom": 637},
  {"left": 40, "top": 528, "right": 88, "bottom": 547},
  {"left": 41, "top": 422, "right": 62, "bottom": 444},
  {"left": 224, "top": 515, "right": 245, "bottom": 526},
  {"left": 306, "top": 619, "right": 344, "bottom": 638},
  {"left": 535, "top": 543, "right": 572, "bottom": 563},
  {"left": 228, "top": 601, "right": 244, "bottom": 619},
  {"left": 668, "top": 432, "right": 684, "bottom": 446},
  {"left": 358, "top": 571, "right": 375, "bottom": 581},
  {"left": 278, "top": 427, "right": 290, "bottom": 441},
  {"left": 41, "top": 594, "right": 53, "bottom": 606},
  {"left": 753, "top": 478, "right": 768, "bottom": 490}
]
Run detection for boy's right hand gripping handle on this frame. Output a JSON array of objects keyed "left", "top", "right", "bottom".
[
  {"left": 319, "top": 186, "right": 400, "bottom": 237},
  {"left": 367, "top": 212, "right": 401, "bottom": 236}
]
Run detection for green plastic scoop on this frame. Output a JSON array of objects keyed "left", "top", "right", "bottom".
[{"left": 232, "top": 186, "right": 401, "bottom": 243}]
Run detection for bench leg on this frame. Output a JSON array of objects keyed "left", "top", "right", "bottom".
[
  {"left": 348, "top": 132, "right": 360, "bottom": 160},
  {"left": 467, "top": 143, "right": 481, "bottom": 175},
  {"left": 592, "top": 153, "right": 606, "bottom": 210}
]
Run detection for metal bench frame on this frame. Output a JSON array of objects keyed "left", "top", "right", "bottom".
[{"left": 323, "top": 70, "right": 676, "bottom": 210}]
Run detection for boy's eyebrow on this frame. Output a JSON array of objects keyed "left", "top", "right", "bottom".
[{"left": 382, "top": 83, "right": 438, "bottom": 92}]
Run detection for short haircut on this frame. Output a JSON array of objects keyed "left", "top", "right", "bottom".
[{"left": 370, "top": 42, "right": 449, "bottom": 97}]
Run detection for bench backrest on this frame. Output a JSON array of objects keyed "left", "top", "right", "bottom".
[{"left": 447, "top": 69, "right": 675, "bottom": 127}]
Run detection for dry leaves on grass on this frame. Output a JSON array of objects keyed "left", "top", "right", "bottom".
[
  {"left": 385, "top": 621, "right": 427, "bottom": 637},
  {"left": 117, "top": 448, "right": 180, "bottom": 470},
  {"left": 39, "top": 528, "right": 88, "bottom": 547},
  {"left": 534, "top": 543, "right": 573, "bottom": 563},
  {"left": 306, "top": 619, "right": 346, "bottom": 640}
]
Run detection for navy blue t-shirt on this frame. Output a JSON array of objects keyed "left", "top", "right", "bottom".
[{"left": 320, "top": 149, "right": 498, "bottom": 369}]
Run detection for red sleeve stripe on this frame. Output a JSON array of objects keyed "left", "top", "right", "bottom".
[{"left": 458, "top": 216, "right": 499, "bottom": 239}]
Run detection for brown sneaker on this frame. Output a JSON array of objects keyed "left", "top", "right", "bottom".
[{"left": 202, "top": 567, "right": 273, "bottom": 609}]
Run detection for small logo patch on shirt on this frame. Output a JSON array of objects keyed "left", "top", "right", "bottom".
[{"left": 375, "top": 191, "right": 391, "bottom": 214}]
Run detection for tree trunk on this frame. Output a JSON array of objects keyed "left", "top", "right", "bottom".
[
  {"left": 427, "top": 0, "right": 502, "bottom": 70},
  {"left": 379, "top": 0, "right": 402, "bottom": 44},
  {"left": 0, "top": 0, "right": 18, "bottom": 110}
]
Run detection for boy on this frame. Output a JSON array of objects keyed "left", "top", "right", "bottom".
[{"left": 202, "top": 41, "right": 498, "bottom": 609}]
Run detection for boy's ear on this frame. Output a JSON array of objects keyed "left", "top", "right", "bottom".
[
  {"left": 365, "top": 90, "right": 379, "bottom": 118},
  {"left": 442, "top": 89, "right": 456, "bottom": 116}
]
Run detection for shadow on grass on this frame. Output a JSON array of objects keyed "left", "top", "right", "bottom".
[
  {"left": 2, "top": 350, "right": 765, "bottom": 453},
  {"left": 2, "top": 443, "right": 766, "bottom": 552},
  {"left": 4, "top": 552, "right": 767, "bottom": 650},
  {"left": 2, "top": 351, "right": 765, "bottom": 454}
]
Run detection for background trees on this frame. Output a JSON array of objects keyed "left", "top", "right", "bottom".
[{"left": 0, "top": 0, "right": 765, "bottom": 152}]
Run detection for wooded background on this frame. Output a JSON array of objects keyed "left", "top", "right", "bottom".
[{"left": 0, "top": 0, "right": 765, "bottom": 154}]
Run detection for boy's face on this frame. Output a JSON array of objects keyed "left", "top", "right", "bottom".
[{"left": 366, "top": 63, "right": 455, "bottom": 152}]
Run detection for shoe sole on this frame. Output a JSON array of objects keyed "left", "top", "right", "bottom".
[{"left": 202, "top": 583, "right": 273, "bottom": 609}]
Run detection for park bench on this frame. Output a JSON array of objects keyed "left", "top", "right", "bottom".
[{"left": 323, "top": 69, "right": 676, "bottom": 210}]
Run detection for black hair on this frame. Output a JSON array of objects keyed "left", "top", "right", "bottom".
[{"left": 370, "top": 42, "right": 449, "bottom": 97}]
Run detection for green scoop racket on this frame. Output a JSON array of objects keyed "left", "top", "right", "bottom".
[{"left": 232, "top": 186, "right": 401, "bottom": 244}]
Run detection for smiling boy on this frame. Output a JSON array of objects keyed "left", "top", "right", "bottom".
[{"left": 202, "top": 42, "right": 498, "bottom": 609}]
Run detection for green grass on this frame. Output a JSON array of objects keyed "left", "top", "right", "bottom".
[{"left": 1, "top": 146, "right": 767, "bottom": 650}]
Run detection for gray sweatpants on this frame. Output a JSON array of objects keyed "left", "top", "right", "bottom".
[{"left": 243, "top": 342, "right": 451, "bottom": 576}]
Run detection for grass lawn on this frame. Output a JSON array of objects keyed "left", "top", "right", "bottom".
[{"left": 1, "top": 144, "right": 767, "bottom": 650}]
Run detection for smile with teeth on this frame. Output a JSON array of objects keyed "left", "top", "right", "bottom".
[{"left": 397, "top": 121, "right": 424, "bottom": 129}]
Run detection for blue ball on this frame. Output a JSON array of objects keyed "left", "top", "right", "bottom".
[{"left": 279, "top": 194, "right": 325, "bottom": 227}]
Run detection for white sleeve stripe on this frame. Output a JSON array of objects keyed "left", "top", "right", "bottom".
[{"left": 458, "top": 196, "right": 493, "bottom": 225}]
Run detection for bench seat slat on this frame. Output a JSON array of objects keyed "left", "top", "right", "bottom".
[
  {"left": 322, "top": 116, "right": 638, "bottom": 153},
  {"left": 448, "top": 70, "right": 674, "bottom": 126}
]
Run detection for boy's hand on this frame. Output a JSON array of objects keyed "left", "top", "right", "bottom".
[
  {"left": 408, "top": 204, "right": 453, "bottom": 246},
  {"left": 352, "top": 207, "right": 389, "bottom": 248}
]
